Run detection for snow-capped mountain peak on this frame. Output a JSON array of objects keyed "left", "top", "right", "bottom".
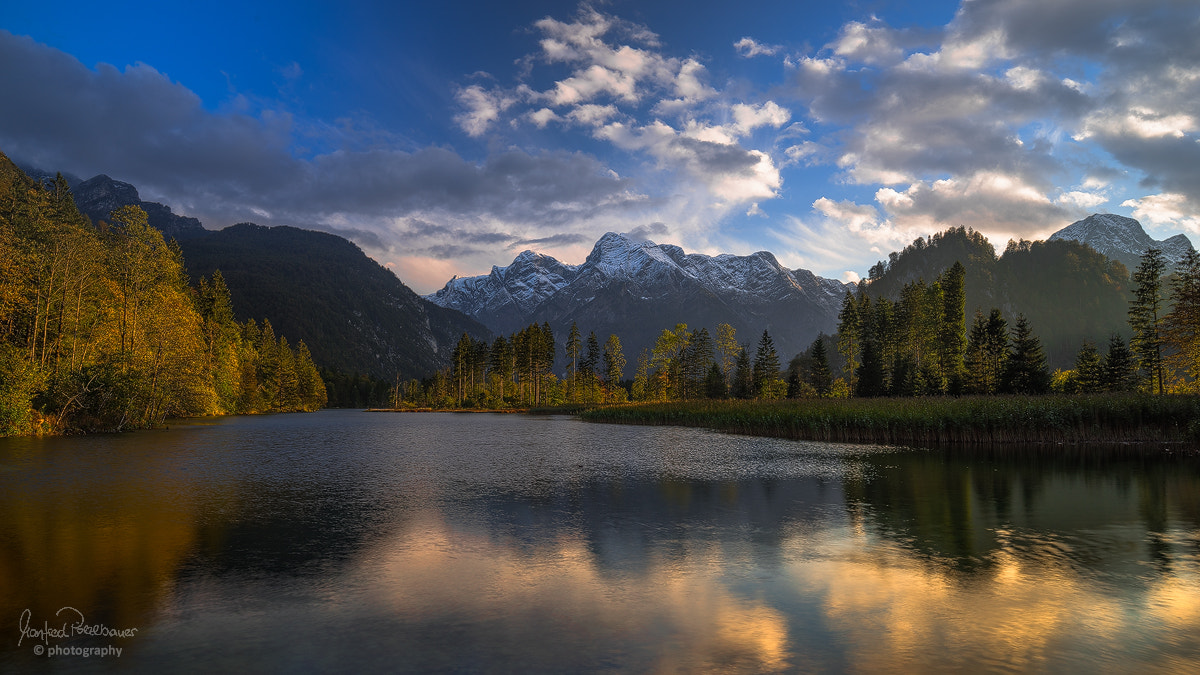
[
  {"left": 1048, "top": 213, "right": 1194, "bottom": 271},
  {"left": 423, "top": 231, "right": 850, "bottom": 360}
]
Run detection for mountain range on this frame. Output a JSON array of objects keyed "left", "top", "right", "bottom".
[
  {"left": 15, "top": 164, "right": 488, "bottom": 381},
  {"left": 426, "top": 232, "right": 851, "bottom": 363},
  {"left": 21, "top": 156, "right": 1199, "bottom": 376},
  {"left": 1048, "top": 213, "right": 1194, "bottom": 272},
  {"left": 428, "top": 214, "right": 1195, "bottom": 369}
]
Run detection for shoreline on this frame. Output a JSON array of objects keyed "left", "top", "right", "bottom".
[{"left": 578, "top": 395, "right": 1200, "bottom": 447}]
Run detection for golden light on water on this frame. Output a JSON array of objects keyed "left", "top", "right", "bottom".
[
  {"left": 786, "top": 530, "right": 1200, "bottom": 673},
  {"left": 362, "top": 510, "right": 795, "bottom": 673}
]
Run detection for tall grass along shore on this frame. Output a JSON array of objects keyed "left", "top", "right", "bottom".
[{"left": 579, "top": 394, "right": 1200, "bottom": 446}]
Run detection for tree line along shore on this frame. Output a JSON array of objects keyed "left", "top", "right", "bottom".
[
  {"left": 1, "top": 160, "right": 326, "bottom": 435},
  {"left": 388, "top": 244, "right": 1199, "bottom": 444}
]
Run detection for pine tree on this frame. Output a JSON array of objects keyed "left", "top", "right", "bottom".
[
  {"left": 808, "top": 336, "right": 833, "bottom": 397},
  {"left": 274, "top": 336, "right": 302, "bottom": 411},
  {"left": 537, "top": 323, "right": 555, "bottom": 405},
  {"left": 1102, "top": 334, "right": 1137, "bottom": 392},
  {"left": 256, "top": 318, "right": 280, "bottom": 407},
  {"left": 489, "top": 335, "right": 513, "bottom": 402},
  {"left": 985, "top": 309, "right": 1009, "bottom": 389},
  {"left": 583, "top": 332, "right": 600, "bottom": 378},
  {"left": 581, "top": 331, "right": 601, "bottom": 402},
  {"left": 731, "top": 346, "right": 753, "bottom": 400},
  {"left": 681, "top": 327, "right": 713, "bottom": 400},
  {"left": 855, "top": 339, "right": 886, "bottom": 397},
  {"left": 1129, "top": 248, "right": 1167, "bottom": 394},
  {"left": 965, "top": 309, "right": 1008, "bottom": 394},
  {"left": 1003, "top": 314, "right": 1050, "bottom": 394},
  {"left": 752, "top": 330, "right": 781, "bottom": 399},
  {"left": 1073, "top": 341, "right": 1103, "bottom": 393},
  {"left": 1164, "top": 248, "right": 1200, "bottom": 388},
  {"left": 836, "top": 290, "right": 861, "bottom": 391},
  {"left": 705, "top": 362, "right": 727, "bottom": 399},
  {"left": 293, "top": 340, "right": 326, "bottom": 411},
  {"left": 565, "top": 321, "right": 581, "bottom": 400},
  {"left": 937, "top": 261, "right": 967, "bottom": 392},
  {"left": 786, "top": 354, "right": 804, "bottom": 398},
  {"left": 602, "top": 334, "right": 626, "bottom": 402}
]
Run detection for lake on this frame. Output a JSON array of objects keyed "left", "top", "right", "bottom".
[{"left": 1, "top": 409, "right": 1198, "bottom": 673}]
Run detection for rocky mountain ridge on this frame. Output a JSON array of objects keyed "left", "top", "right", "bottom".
[
  {"left": 1048, "top": 213, "right": 1194, "bottom": 272},
  {"left": 426, "top": 231, "right": 850, "bottom": 361},
  {"left": 71, "top": 174, "right": 208, "bottom": 240}
]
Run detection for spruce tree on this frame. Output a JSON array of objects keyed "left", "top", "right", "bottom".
[
  {"left": 752, "top": 330, "right": 781, "bottom": 398},
  {"left": 836, "top": 290, "right": 861, "bottom": 391},
  {"left": 938, "top": 261, "right": 967, "bottom": 391},
  {"left": 1129, "top": 248, "right": 1167, "bottom": 394},
  {"left": 1164, "top": 248, "right": 1200, "bottom": 386},
  {"left": 808, "top": 336, "right": 833, "bottom": 397},
  {"left": 1073, "top": 341, "right": 1103, "bottom": 393},
  {"left": 1003, "top": 314, "right": 1050, "bottom": 394},
  {"left": 1102, "top": 334, "right": 1136, "bottom": 392},
  {"left": 602, "top": 334, "right": 626, "bottom": 402},
  {"left": 786, "top": 361, "right": 804, "bottom": 399},
  {"left": 704, "top": 362, "right": 726, "bottom": 399},
  {"left": 964, "top": 310, "right": 990, "bottom": 394},
  {"left": 683, "top": 327, "right": 714, "bottom": 400},
  {"left": 732, "top": 346, "right": 753, "bottom": 399},
  {"left": 565, "top": 321, "right": 581, "bottom": 399},
  {"left": 583, "top": 332, "right": 600, "bottom": 380},
  {"left": 855, "top": 339, "right": 886, "bottom": 397},
  {"left": 985, "top": 309, "right": 1009, "bottom": 388}
]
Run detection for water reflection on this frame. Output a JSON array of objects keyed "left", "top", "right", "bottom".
[
  {"left": 0, "top": 412, "right": 1197, "bottom": 672},
  {"left": 0, "top": 434, "right": 208, "bottom": 634}
]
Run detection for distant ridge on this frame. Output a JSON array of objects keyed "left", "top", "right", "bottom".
[
  {"left": 70, "top": 174, "right": 208, "bottom": 241},
  {"left": 426, "top": 231, "right": 850, "bottom": 362},
  {"left": 1048, "top": 213, "right": 1194, "bottom": 272}
]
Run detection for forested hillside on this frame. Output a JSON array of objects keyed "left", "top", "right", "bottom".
[
  {"left": 0, "top": 152, "right": 325, "bottom": 435},
  {"left": 178, "top": 223, "right": 490, "bottom": 381},
  {"left": 862, "top": 227, "right": 1130, "bottom": 367}
]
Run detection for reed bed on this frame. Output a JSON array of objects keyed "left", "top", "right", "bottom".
[{"left": 579, "top": 394, "right": 1200, "bottom": 446}]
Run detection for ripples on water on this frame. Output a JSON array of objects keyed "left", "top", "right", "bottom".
[{"left": 1, "top": 410, "right": 1198, "bottom": 673}]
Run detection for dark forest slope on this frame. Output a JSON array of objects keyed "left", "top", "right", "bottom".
[
  {"left": 179, "top": 223, "right": 488, "bottom": 380},
  {"left": 863, "top": 227, "right": 1130, "bottom": 367}
]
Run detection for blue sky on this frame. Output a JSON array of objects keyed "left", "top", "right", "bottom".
[{"left": 3, "top": 1, "right": 1199, "bottom": 293}]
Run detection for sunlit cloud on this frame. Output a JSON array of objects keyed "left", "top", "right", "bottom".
[{"left": 1122, "top": 192, "right": 1200, "bottom": 234}]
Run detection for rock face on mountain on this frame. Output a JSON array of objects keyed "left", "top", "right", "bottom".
[
  {"left": 72, "top": 174, "right": 207, "bottom": 240},
  {"left": 1048, "top": 213, "right": 1194, "bottom": 272},
  {"left": 426, "top": 232, "right": 850, "bottom": 362},
  {"left": 179, "top": 223, "right": 489, "bottom": 381}
]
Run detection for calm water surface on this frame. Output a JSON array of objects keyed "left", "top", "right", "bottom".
[{"left": 1, "top": 410, "right": 1198, "bottom": 673}]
